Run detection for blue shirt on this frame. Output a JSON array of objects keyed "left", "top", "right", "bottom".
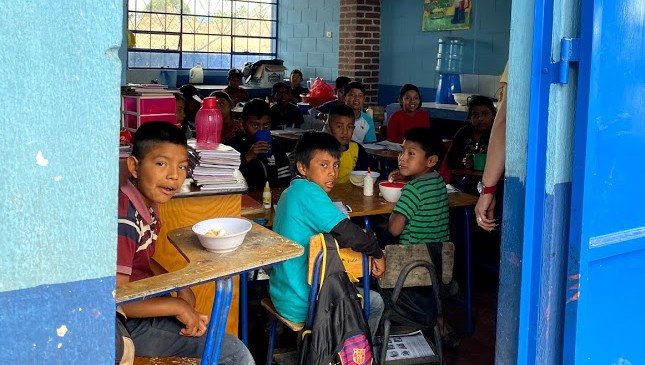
[
  {"left": 270, "top": 178, "right": 347, "bottom": 322},
  {"left": 351, "top": 112, "right": 377, "bottom": 144}
]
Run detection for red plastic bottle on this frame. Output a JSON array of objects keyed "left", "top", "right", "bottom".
[{"left": 195, "top": 97, "right": 223, "bottom": 145}]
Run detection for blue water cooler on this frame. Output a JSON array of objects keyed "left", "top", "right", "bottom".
[{"left": 435, "top": 38, "right": 465, "bottom": 104}]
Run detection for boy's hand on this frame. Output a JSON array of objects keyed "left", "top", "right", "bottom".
[
  {"left": 176, "top": 303, "right": 210, "bottom": 337},
  {"left": 371, "top": 256, "right": 386, "bottom": 278},
  {"left": 388, "top": 169, "right": 407, "bottom": 183},
  {"left": 246, "top": 141, "right": 271, "bottom": 162}
]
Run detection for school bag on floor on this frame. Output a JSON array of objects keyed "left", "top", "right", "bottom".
[{"left": 299, "top": 233, "right": 375, "bottom": 365}]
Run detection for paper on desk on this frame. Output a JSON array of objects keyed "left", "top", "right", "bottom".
[
  {"left": 376, "top": 330, "right": 435, "bottom": 361},
  {"left": 333, "top": 201, "right": 351, "bottom": 216},
  {"left": 364, "top": 141, "right": 402, "bottom": 152},
  {"left": 446, "top": 184, "right": 460, "bottom": 194}
]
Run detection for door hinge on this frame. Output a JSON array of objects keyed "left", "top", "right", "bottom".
[{"left": 550, "top": 37, "right": 580, "bottom": 84}]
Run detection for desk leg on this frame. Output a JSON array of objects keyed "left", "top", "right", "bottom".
[
  {"left": 464, "top": 207, "right": 473, "bottom": 335},
  {"left": 202, "top": 277, "right": 234, "bottom": 365},
  {"left": 239, "top": 273, "right": 248, "bottom": 345}
]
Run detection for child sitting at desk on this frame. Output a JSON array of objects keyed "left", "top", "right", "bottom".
[
  {"left": 116, "top": 122, "right": 253, "bottom": 363},
  {"left": 326, "top": 104, "right": 370, "bottom": 183},
  {"left": 270, "top": 131, "right": 386, "bottom": 336},
  {"left": 445, "top": 95, "right": 495, "bottom": 169},
  {"left": 209, "top": 91, "right": 243, "bottom": 144},
  {"left": 289, "top": 69, "right": 309, "bottom": 103},
  {"left": 344, "top": 81, "right": 377, "bottom": 144},
  {"left": 269, "top": 82, "right": 304, "bottom": 129},
  {"left": 309, "top": 76, "right": 351, "bottom": 120},
  {"left": 223, "top": 68, "right": 249, "bottom": 106},
  {"left": 386, "top": 127, "right": 461, "bottom": 349},
  {"left": 228, "top": 98, "right": 292, "bottom": 190},
  {"left": 386, "top": 84, "right": 431, "bottom": 144}
]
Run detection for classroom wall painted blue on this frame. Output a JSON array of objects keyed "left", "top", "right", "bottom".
[
  {"left": 378, "top": 0, "right": 510, "bottom": 104},
  {"left": 0, "top": 1, "right": 121, "bottom": 362},
  {"left": 277, "top": 0, "right": 339, "bottom": 82}
]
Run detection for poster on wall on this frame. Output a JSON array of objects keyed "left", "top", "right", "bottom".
[{"left": 422, "top": 0, "right": 471, "bottom": 31}]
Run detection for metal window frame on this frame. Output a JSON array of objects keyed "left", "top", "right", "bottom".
[{"left": 127, "top": 0, "right": 278, "bottom": 70}]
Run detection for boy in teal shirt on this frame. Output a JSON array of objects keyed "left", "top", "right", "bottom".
[{"left": 270, "top": 132, "right": 386, "bottom": 335}]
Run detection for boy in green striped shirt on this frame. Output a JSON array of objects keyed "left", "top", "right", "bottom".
[
  {"left": 388, "top": 128, "right": 449, "bottom": 243},
  {"left": 386, "top": 127, "right": 461, "bottom": 348}
]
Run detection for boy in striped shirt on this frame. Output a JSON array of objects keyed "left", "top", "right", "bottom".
[{"left": 386, "top": 127, "right": 461, "bottom": 348}]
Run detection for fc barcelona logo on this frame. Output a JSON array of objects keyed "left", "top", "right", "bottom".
[{"left": 352, "top": 348, "right": 366, "bottom": 364}]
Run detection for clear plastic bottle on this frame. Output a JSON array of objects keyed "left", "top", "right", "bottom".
[
  {"left": 195, "top": 97, "right": 223, "bottom": 145},
  {"left": 363, "top": 168, "right": 374, "bottom": 196},
  {"left": 262, "top": 181, "right": 272, "bottom": 209}
]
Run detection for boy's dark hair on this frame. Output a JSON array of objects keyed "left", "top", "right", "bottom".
[
  {"left": 403, "top": 127, "right": 444, "bottom": 166},
  {"left": 209, "top": 90, "right": 233, "bottom": 105},
  {"left": 328, "top": 104, "right": 355, "bottom": 120},
  {"left": 228, "top": 68, "right": 243, "bottom": 81},
  {"left": 290, "top": 69, "right": 303, "bottom": 78},
  {"left": 466, "top": 95, "right": 497, "bottom": 120},
  {"left": 272, "top": 82, "right": 291, "bottom": 96},
  {"left": 399, "top": 84, "right": 422, "bottom": 109},
  {"left": 344, "top": 81, "right": 365, "bottom": 95},
  {"left": 294, "top": 132, "right": 342, "bottom": 169},
  {"left": 131, "top": 122, "right": 187, "bottom": 160},
  {"left": 241, "top": 98, "right": 271, "bottom": 123},
  {"left": 335, "top": 76, "right": 351, "bottom": 91}
]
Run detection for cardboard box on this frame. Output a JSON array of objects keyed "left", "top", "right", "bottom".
[{"left": 247, "top": 64, "right": 286, "bottom": 88}]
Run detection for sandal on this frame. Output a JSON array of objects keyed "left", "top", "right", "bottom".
[{"left": 441, "top": 331, "right": 461, "bottom": 349}]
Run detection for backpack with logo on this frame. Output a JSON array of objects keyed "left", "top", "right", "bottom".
[{"left": 299, "top": 233, "right": 375, "bottom": 365}]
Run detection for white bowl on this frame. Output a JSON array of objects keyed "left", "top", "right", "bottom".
[
  {"left": 192, "top": 218, "right": 253, "bottom": 253},
  {"left": 349, "top": 171, "right": 381, "bottom": 187},
  {"left": 379, "top": 181, "right": 406, "bottom": 202},
  {"left": 452, "top": 93, "right": 472, "bottom": 106}
]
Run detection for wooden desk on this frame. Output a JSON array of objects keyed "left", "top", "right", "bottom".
[
  {"left": 117, "top": 223, "right": 303, "bottom": 364},
  {"left": 364, "top": 147, "right": 399, "bottom": 161}
]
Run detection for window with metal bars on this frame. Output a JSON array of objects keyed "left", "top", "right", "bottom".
[{"left": 127, "top": 0, "right": 278, "bottom": 70}]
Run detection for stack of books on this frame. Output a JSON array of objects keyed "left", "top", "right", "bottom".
[{"left": 188, "top": 141, "right": 247, "bottom": 192}]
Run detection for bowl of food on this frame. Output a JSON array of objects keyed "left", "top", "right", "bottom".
[
  {"left": 349, "top": 170, "right": 381, "bottom": 187},
  {"left": 379, "top": 181, "right": 406, "bottom": 203},
  {"left": 452, "top": 93, "right": 473, "bottom": 106},
  {"left": 192, "top": 217, "right": 253, "bottom": 253}
]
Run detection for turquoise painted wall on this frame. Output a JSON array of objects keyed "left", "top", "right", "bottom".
[
  {"left": 380, "top": 0, "right": 510, "bottom": 88},
  {"left": 277, "top": 0, "right": 339, "bottom": 81},
  {"left": 0, "top": 1, "right": 121, "bottom": 362}
]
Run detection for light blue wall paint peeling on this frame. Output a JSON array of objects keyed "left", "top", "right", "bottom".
[
  {"left": 545, "top": 0, "right": 580, "bottom": 193},
  {"left": 0, "top": 1, "right": 121, "bottom": 291},
  {"left": 278, "top": 0, "right": 339, "bottom": 81},
  {"left": 504, "top": 1, "right": 533, "bottom": 181}
]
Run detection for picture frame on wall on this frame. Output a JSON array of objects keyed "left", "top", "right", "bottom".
[{"left": 422, "top": 0, "right": 471, "bottom": 31}]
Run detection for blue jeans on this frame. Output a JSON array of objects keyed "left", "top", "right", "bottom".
[
  {"left": 126, "top": 316, "right": 254, "bottom": 364},
  {"left": 367, "top": 289, "right": 384, "bottom": 337}
]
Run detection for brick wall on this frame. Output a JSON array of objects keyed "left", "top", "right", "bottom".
[{"left": 339, "top": 0, "right": 381, "bottom": 104}]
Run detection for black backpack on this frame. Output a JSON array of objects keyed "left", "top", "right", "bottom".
[{"left": 299, "top": 234, "right": 375, "bottom": 365}]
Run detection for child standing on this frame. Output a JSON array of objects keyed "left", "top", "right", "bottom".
[
  {"left": 270, "top": 132, "right": 386, "bottom": 336},
  {"left": 117, "top": 122, "right": 253, "bottom": 363},
  {"left": 209, "top": 91, "right": 243, "bottom": 144},
  {"left": 445, "top": 95, "right": 496, "bottom": 169},
  {"left": 344, "top": 81, "right": 377, "bottom": 144},
  {"left": 386, "top": 84, "right": 431, "bottom": 144},
  {"left": 386, "top": 127, "right": 461, "bottom": 349},
  {"left": 227, "top": 98, "right": 292, "bottom": 190},
  {"left": 326, "top": 104, "right": 370, "bottom": 183},
  {"left": 269, "top": 82, "right": 304, "bottom": 129},
  {"left": 223, "top": 69, "right": 249, "bottom": 106},
  {"left": 289, "top": 69, "right": 309, "bottom": 103}
]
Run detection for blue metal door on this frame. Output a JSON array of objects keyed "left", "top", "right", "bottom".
[{"left": 563, "top": 0, "right": 645, "bottom": 363}]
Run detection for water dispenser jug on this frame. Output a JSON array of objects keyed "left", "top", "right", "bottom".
[{"left": 435, "top": 38, "right": 465, "bottom": 104}]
